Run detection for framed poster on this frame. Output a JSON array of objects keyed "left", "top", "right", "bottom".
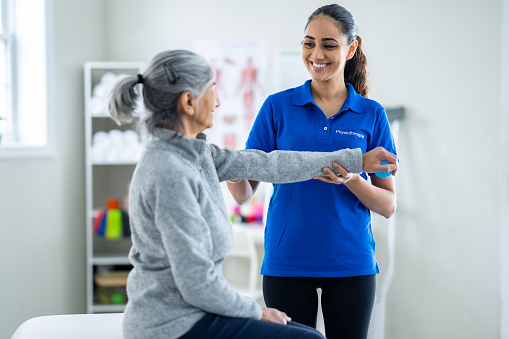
[{"left": 194, "top": 39, "right": 268, "bottom": 150}]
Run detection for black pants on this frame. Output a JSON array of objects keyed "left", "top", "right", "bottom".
[{"left": 263, "top": 275, "right": 376, "bottom": 339}]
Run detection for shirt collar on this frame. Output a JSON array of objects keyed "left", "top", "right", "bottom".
[
  {"left": 149, "top": 127, "right": 206, "bottom": 162},
  {"left": 292, "top": 79, "right": 314, "bottom": 106},
  {"left": 292, "top": 80, "right": 366, "bottom": 114}
]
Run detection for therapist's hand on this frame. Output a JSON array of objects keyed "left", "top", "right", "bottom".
[
  {"left": 261, "top": 307, "right": 291, "bottom": 325},
  {"left": 314, "top": 162, "right": 354, "bottom": 185},
  {"left": 362, "top": 147, "right": 398, "bottom": 176}
]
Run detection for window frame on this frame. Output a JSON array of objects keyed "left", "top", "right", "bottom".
[
  {"left": 0, "top": 0, "right": 53, "bottom": 159},
  {"left": 0, "top": 0, "right": 14, "bottom": 140}
]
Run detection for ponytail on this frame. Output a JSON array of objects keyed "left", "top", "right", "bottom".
[
  {"left": 108, "top": 76, "right": 140, "bottom": 125},
  {"left": 345, "top": 36, "right": 369, "bottom": 97}
]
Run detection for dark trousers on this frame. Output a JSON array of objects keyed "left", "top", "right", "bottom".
[
  {"left": 263, "top": 275, "right": 376, "bottom": 339},
  {"left": 180, "top": 313, "right": 325, "bottom": 339}
]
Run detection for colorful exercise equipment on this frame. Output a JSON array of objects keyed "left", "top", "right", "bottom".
[{"left": 94, "top": 198, "right": 130, "bottom": 240}]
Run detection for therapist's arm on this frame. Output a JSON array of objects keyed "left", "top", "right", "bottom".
[
  {"left": 346, "top": 174, "right": 396, "bottom": 219},
  {"left": 226, "top": 171, "right": 358, "bottom": 205},
  {"left": 226, "top": 179, "right": 261, "bottom": 205},
  {"left": 318, "top": 163, "right": 396, "bottom": 219}
]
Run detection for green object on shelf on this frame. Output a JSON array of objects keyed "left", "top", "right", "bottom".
[
  {"left": 111, "top": 292, "right": 125, "bottom": 304},
  {"left": 106, "top": 208, "right": 123, "bottom": 240},
  {"left": 97, "top": 292, "right": 110, "bottom": 304}
]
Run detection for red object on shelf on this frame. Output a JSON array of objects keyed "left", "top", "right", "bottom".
[
  {"left": 246, "top": 215, "right": 256, "bottom": 223},
  {"left": 107, "top": 198, "right": 120, "bottom": 209},
  {"left": 93, "top": 209, "right": 105, "bottom": 234}
]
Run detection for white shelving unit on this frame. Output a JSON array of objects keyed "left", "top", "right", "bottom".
[{"left": 84, "top": 61, "right": 144, "bottom": 314}]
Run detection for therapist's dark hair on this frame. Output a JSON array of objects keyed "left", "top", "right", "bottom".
[
  {"left": 306, "top": 4, "right": 369, "bottom": 97},
  {"left": 108, "top": 49, "right": 214, "bottom": 135}
]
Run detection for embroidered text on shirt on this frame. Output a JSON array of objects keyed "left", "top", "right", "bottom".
[{"left": 335, "top": 130, "right": 365, "bottom": 139}]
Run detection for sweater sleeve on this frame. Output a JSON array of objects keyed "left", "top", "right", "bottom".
[
  {"left": 154, "top": 174, "right": 262, "bottom": 319},
  {"left": 209, "top": 145, "right": 363, "bottom": 183}
]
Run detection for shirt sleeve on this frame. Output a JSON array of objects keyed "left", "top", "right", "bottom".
[
  {"left": 209, "top": 144, "right": 363, "bottom": 183},
  {"left": 245, "top": 95, "right": 277, "bottom": 152},
  {"left": 154, "top": 175, "right": 262, "bottom": 319},
  {"left": 366, "top": 106, "right": 398, "bottom": 176},
  {"left": 368, "top": 107, "right": 397, "bottom": 155}
]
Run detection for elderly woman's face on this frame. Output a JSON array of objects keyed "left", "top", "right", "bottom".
[{"left": 195, "top": 83, "right": 221, "bottom": 132}]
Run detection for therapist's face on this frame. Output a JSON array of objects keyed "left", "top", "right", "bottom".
[{"left": 301, "top": 15, "right": 357, "bottom": 83}]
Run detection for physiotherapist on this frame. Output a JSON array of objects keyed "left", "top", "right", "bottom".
[{"left": 227, "top": 4, "right": 398, "bottom": 339}]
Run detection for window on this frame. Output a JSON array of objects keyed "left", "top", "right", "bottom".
[
  {"left": 0, "top": 0, "right": 11, "bottom": 138},
  {"left": 0, "top": 0, "right": 51, "bottom": 158}
]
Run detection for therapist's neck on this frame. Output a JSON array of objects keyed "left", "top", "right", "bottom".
[{"left": 311, "top": 75, "right": 347, "bottom": 101}]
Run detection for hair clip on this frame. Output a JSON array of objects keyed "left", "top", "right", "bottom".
[{"left": 164, "top": 62, "right": 180, "bottom": 85}]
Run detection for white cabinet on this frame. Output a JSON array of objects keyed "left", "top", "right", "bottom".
[{"left": 84, "top": 61, "right": 144, "bottom": 313}]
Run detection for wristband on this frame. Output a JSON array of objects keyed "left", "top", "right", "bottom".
[{"left": 227, "top": 179, "right": 242, "bottom": 183}]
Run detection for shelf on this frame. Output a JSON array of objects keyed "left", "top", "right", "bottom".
[
  {"left": 92, "top": 255, "right": 131, "bottom": 265},
  {"left": 231, "top": 222, "right": 265, "bottom": 244},
  {"left": 91, "top": 304, "right": 126, "bottom": 313},
  {"left": 85, "top": 61, "right": 144, "bottom": 314},
  {"left": 91, "top": 115, "right": 115, "bottom": 119},
  {"left": 92, "top": 161, "right": 138, "bottom": 166},
  {"left": 95, "top": 271, "right": 129, "bottom": 287},
  {"left": 85, "top": 61, "right": 145, "bottom": 70}
]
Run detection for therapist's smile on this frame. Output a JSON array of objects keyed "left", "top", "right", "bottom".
[{"left": 311, "top": 62, "right": 330, "bottom": 70}]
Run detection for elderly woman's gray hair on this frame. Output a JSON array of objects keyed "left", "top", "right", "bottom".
[{"left": 108, "top": 49, "right": 215, "bottom": 135}]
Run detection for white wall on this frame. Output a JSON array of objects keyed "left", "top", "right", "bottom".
[
  {"left": 0, "top": 0, "right": 504, "bottom": 338},
  {"left": 501, "top": 0, "right": 509, "bottom": 336}
]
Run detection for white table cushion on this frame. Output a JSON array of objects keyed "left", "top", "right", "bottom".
[{"left": 11, "top": 313, "right": 123, "bottom": 339}]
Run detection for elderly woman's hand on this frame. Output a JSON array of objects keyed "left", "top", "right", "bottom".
[{"left": 261, "top": 307, "right": 292, "bottom": 325}]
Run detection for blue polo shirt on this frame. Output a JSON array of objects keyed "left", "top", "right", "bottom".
[{"left": 246, "top": 80, "right": 397, "bottom": 277}]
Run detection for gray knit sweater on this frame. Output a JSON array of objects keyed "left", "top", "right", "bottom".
[{"left": 123, "top": 128, "right": 362, "bottom": 339}]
